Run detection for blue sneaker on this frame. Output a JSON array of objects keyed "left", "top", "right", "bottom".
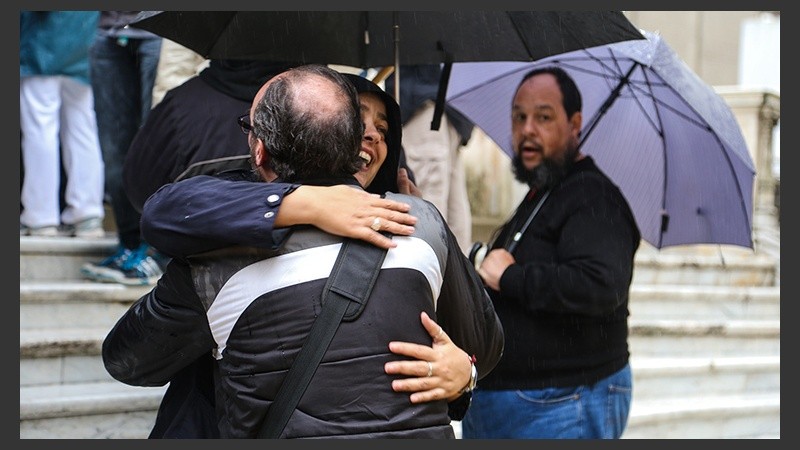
[
  {"left": 118, "top": 244, "right": 165, "bottom": 286},
  {"left": 80, "top": 245, "right": 132, "bottom": 283}
]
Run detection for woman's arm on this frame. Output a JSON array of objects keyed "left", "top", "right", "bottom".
[{"left": 141, "top": 174, "right": 417, "bottom": 258}]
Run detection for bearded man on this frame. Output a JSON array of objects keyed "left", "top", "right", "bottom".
[{"left": 461, "top": 66, "right": 642, "bottom": 439}]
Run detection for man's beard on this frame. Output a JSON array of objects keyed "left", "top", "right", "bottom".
[{"left": 512, "top": 144, "right": 579, "bottom": 190}]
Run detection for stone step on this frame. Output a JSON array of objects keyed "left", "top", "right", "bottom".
[
  {"left": 19, "top": 381, "right": 164, "bottom": 439},
  {"left": 20, "top": 235, "right": 117, "bottom": 281},
  {"left": 20, "top": 328, "right": 111, "bottom": 387},
  {"left": 628, "top": 319, "right": 780, "bottom": 358},
  {"left": 20, "top": 327, "right": 108, "bottom": 359},
  {"left": 19, "top": 281, "right": 779, "bottom": 331},
  {"left": 21, "top": 319, "right": 780, "bottom": 387},
  {"left": 20, "top": 281, "right": 148, "bottom": 330},
  {"left": 630, "top": 356, "right": 780, "bottom": 399},
  {"left": 632, "top": 251, "right": 777, "bottom": 287},
  {"left": 628, "top": 284, "right": 780, "bottom": 320},
  {"left": 22, "top": 235, "right": 778, "bottom": 287},
  {"left": 22, "top": 378, "right": 779, "bottom": 439},
  {"left": 622, "top": 393, "right": 780, "bottom": 439}
]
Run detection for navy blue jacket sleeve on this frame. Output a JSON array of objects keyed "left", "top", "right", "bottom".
[{"left": 141, "top": 175, "right": 298, "bottom": 258}]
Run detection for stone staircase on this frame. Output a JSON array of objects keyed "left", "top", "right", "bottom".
[
  {"left": 20, "top": 236, "right": 164, "bottom": 439},
  {"left": 20, "top": 231, "right": 780, "bottom": 438},
  {"left": 622, "top": 241, "right": 780, "bottom": 439}
]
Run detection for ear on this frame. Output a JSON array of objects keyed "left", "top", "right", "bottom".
[
  {"left": 569, "top": 111, "right": 582, "bottom": 139},
  {"left": 253, "top": 138, "right": 267, "bottom": 168}
]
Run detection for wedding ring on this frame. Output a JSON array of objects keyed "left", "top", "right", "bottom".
[
  {"left": 371, "top": 217, "right": 382, "bottom": 232},
  {"left": 426, "top": 361, "right": 433, "bottom": 377}
]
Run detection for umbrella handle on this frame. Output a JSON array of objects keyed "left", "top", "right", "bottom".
[{"left": 372, "top": 66, "right": 394, "bottom": 84}]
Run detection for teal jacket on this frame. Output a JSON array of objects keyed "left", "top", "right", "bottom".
[{"left": 20, "top": 11, "right": 99, "bottom": 85}]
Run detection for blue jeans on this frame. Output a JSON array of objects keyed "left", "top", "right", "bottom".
[
  {"left": 89, "top": 33, "right": 161, "bottom": 249},
  {"left": 461, "top": 363, "right": 632, "bottom": 439}
]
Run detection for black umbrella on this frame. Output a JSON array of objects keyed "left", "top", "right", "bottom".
[{"left": 130, "top": 11, "right": 643, "bottom": 127}]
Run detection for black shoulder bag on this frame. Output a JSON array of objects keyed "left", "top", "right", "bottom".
[{"left": 256, "top": 237, "right": 389, "bottom": 438}]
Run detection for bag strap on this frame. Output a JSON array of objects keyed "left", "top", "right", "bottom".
[
  {"left": 257, "top": 237, "right": 389, "bottom": 438},
  {"left": 507, "top": 189, "right": 550, "bottom": 254}
]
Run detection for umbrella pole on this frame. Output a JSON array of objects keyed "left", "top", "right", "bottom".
[
  {"left": 393, "top": 12, "right": 400, "bottom": 104},
  {"left": 430, "top": 60, "right": 452, "bottom": 131}
]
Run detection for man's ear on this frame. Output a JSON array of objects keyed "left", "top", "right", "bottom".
[
  {"left": 570, "top": 111, "right": 582, "bottom": 139},
  {"left": 253, "top": 138, "right": 267, "bottom": 168}
]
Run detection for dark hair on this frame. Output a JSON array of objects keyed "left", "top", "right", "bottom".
[
  {"left": 252, "top": 64, "right": 363, "bottom": 182},
  {"left": 516, "top": 66, "right": 582, "bottom": 118}
]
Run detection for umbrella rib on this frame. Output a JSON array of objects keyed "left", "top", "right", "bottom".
[
  {"left": 636, "top": 68, "right": 753, "bottom": 247},
  {"left": 448, "top": 67, "right": 534, "bottom": 101},
  {"left": 202, "top": 13, "right": 238, "bottom": 57},
  {"left": 624, "top": 83, "right": 710, "bottom": 131},
  {"left": 507, "top": 14, "right": 537, "bottom": 59},
  {"left": 637, "top": 68, "right": 669, "bottom": 248},
  {"left": 578, "top": 63, "right": 640, "bottom": 151}
]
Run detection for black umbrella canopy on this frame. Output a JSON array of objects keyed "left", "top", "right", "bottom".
[
  {"left": 131, "top": 11, "right": 643, "bottom": 68},
  {"left": 131, "top": 11, "right": 643, "bottom": 128}
]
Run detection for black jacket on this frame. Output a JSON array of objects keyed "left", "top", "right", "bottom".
[
  {"left": 480, "top": 156, "right": 640, "bottom": 390},
  {"left": 104, "top": 187, "right": 504, "bottom": 438},
  {"left": 123, "top": 60, "right": 296, "bottom": 213}
]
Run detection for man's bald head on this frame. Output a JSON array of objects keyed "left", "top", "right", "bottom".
[{"left": 250, "top": 65, "right": 363, "bottom": 182}]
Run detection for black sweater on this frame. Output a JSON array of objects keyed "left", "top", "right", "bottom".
[{"left": 480, "top": 156, "right": 640, "bottom": 390}]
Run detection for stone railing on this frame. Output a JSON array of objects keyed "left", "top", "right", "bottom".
[{"left": 716, "top": 87, "right": 780, "bottom": 233}]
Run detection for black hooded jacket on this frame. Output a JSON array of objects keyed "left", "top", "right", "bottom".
[{"left": 123, "top": 59, "right": 298, "bottom": 213}]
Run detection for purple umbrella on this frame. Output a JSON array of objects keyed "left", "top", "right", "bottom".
[{"left": 446, "top": 30, "right": 755, "bottom": 250}]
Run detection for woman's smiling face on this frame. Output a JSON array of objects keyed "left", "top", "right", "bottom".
[{"left": 354, "top": 91, "right": 389, "bottom": 188}]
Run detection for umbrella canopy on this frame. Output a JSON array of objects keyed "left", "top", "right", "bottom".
[
  {"left": 131, "top": 11, "right": 642, "bottom": 67},
  {"left": 130, "top": 11, "right": 643, "bottom": 114},
  {"left": 446, "top": 30, "right": 755, "bottom": 250}
]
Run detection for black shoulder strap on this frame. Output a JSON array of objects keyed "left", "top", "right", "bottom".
[
  {"left": 507, "top": 189, "right": 550, "bottom": 254},
  {"left": 257, "top": 237, "right": 389, "bottom": 438}
]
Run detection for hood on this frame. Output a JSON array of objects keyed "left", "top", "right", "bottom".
[
  {"left": 342, "top": 73, "right": 402, "bottom": 195},
  {"left": 200, "top": 59, "right": 300, "bottom": 102}
]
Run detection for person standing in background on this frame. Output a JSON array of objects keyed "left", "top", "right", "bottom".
[
  {"left": 385, "top": 64, "right": 475, "bottom": 254},
  {"left": 460, "top": 66, "right": 640, "bottom": 439},
  {"left": 123, "top": 59, "right": 298, "bottom": 214},
  {"left": 20, "top": 11, "right": 106, "bottom": 238},
  {"left": 151, "top": 39, "right": 207, "bottom": 107},
  {"left": 82, "top": 11, "right": 164, "bottom": 286}
]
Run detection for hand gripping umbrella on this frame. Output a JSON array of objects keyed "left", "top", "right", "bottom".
[
  {"left": 130, "top": 11, "right": 643, "bottom": 125},
  {"left": 446, "top": 30, "right": 755, "bottom": 250}
]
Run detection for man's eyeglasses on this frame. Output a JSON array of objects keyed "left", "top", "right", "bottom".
[{"left": 237, "top": 114, "right": 253, "bottom": 135}]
